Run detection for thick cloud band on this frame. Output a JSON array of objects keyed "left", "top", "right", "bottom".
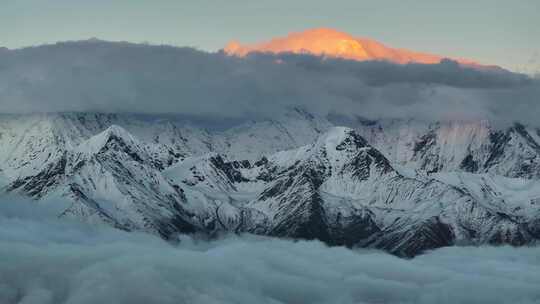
[{"left": 0, "top": 40, "right": 538, "bottom": 126}]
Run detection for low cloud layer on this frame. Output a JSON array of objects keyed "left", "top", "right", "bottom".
[
  {"left": 1, "top": 196, "right": 539, "bottom": 304},
  {"left": 0, "top": 40, "right": 539, "bottom": 126}
]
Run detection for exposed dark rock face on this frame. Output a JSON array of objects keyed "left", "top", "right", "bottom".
[
  {"left": 102, "top": 133, "right": 145, "bottom": 163},
  {"left": 327, "top": 210, "right": 380, "bottom": 247},
  {"left": 209, "top": 155, "right": 250, "bottom": 183},
  {"left": 266, "top": 166, "right": 331, "bottom": 242},
  {"left": 8, "top": 154, "right": 68, "bottom": 198},
  {"left": 335, "top": 130, "right": 368, "bottom": 150},
  {"left": 460, "top": 154, "right": 479, "bottom": 172},
  {"left": 350, "top": 148, "right": 393, "bottom": 180},
  {"left": 365, "top": 217, "right": 455, "bottom": 258},
  {"left": 484, "top": 130, "right": 511, "bottom": 170},
  {"left": 413, "top": 130, "right": 437, "bottom": 155},
  {"left": 412, "top": 130, "right": 443, "bottom": 174}
]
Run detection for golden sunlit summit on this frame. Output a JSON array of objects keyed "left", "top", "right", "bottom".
[{"left": 224, "top": 28, "right": 485, "bottom": 67}]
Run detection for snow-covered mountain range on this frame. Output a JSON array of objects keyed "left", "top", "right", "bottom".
[{"left": 1, "top": 110, "right": 539, "bottom": 256}]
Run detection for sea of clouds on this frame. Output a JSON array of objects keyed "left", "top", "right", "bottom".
[
  {"left": 0, "top": 40, "right": 539, "bottom": 127},
  {"left": 1, "top": 196, "right": 539, "bottom": 304}
]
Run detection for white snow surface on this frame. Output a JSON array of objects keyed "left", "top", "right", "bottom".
[{"left": 1, "top": 111, "right": 540, "bottom": 252}]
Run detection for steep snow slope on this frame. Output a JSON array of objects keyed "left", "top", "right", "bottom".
[
  {"left": 259, "top": 128, "right": 540, "bottom": 255},
  {"left": 1, "top": 113, "right": 540, "bottom": 256},
  {"left": 0, "top": 110, "right": 329, "bottom": 178},
  {"left": 216, "top": 109, "right": 332, "bottom": 160},
  {"left": 431, "top": 172, "right": 540, "bottom": 221},
  {"left": 164, "top": 127, "right": 540, "bottom": 256},
  {"left": 348, "top": 118, "right": 540, "bottom": 179},
  {"left": 0, "top": 114, "right": 76, "bottom": 181},
  {"left": 3, "top": 111, "right": 540, "bottom": 180},
  {"left": 6, "top": 125, "right": 198, "bottom": 237}
]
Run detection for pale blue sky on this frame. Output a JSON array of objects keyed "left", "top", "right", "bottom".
[{"left": 2, "top": 0, "right": 539, "bottom": 72}]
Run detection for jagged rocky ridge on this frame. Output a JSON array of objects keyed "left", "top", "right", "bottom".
[{"left": 1, "top": 112, "right": 540, "bottom": 256}]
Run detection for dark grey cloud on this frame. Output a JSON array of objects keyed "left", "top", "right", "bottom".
[
  {"left": 0, "top": 40, "right": 539, "bottom": 126},
  {"left": 1, "top": 196, "right": 540, "bottom": 304}
]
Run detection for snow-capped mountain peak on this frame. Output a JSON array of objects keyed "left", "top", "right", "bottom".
[
  {"left": 1, "top": 112, "right": 539, "bottom": 256},
  {"left": 84, "top": 124, "right": 138, "bottom": 148},
  {"left": 224, "top": 27, "right": 493, "bottom": 68},
  {"left": 315, "top": 126, "right": 368, "bottom": 151},
  {"left": 76, "top": 124, "right": 148, "bottom": 162}
]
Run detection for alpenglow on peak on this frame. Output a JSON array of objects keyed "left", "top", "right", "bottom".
[{"left": 224, "top": 28, "right": 489, "bottom": 68}]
